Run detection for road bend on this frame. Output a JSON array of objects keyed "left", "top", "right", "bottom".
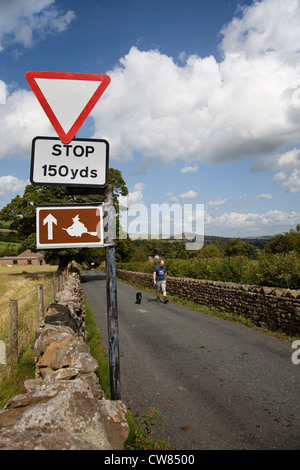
[{"left": 81, "top": 270, "right": 300, "bottom": 450}]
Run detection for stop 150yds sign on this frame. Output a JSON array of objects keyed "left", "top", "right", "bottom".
[{"left": 31, "top": 136, "right": 109, "bottom": 188}]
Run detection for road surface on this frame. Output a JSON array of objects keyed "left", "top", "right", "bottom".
[{"left": 81, "top": 270, "right": 300, "bottom": 450}]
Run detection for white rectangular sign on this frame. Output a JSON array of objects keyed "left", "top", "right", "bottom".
[{"left": 30, "top": 136, "right": 109, "bottom": 188}]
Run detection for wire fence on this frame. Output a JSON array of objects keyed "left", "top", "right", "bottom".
[{"left": 0, "top": 274, "right": 57, "bottom": 382}]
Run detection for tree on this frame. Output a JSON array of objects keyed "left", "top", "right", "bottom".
[
  {"left": 0, "top": 168, "right": 128, "bottom": 270},
  {"left": 197, "top": 242, "right": 224, "bottom": 259},
  {"left": 264, "top": 226, "right": 300, "bottom": 254},
  {"left": 115, "top": 239, "right": 135, "bottom": 262},
  {"left": 225, "top": 238, "right": 258, "bottom": 259},
  {"left": 177, "top": 248, "right": 189, "bottom": 259}
]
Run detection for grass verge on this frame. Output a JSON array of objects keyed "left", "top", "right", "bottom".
[{"left": 84, "top": 299, "right": 111, "bottom": 399}]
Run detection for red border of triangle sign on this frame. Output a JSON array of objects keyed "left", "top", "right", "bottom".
[{"left": 25, "top": 71, "right": 111, "bottom": 144}]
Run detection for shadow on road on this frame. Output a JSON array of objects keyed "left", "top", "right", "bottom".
[{"left": 80, "top": 271, "right": 106, "bottom": 283}]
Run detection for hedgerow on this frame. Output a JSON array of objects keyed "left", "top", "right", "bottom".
[{"left": 117, "top": 251, "right": 300, "bottom": 289}]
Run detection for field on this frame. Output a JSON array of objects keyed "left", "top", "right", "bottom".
[
  {"left": 0, "top": 265, "right": 58, "bottom": 311},
  {"left": 0, "top": 241, "right": 20, "bottom": 257},
  {"left": 0, "top": 265, "right": 58, "bottom": 374}
]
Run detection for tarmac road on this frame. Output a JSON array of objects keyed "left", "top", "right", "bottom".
[{"left": 81, "top": 270, "right": 300, "bottom": 450}]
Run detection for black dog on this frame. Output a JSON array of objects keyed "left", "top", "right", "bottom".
[{"left": 136, "top": 292, "right": 142, "bottom": 304}]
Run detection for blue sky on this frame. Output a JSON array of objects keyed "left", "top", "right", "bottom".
[{"left": 0, "top": 0, "right": 300, "bottom": 238}]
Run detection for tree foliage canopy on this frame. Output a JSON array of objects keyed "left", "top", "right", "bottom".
[{"left": 264, "top": 227, "right": 300, "bottom": 254}]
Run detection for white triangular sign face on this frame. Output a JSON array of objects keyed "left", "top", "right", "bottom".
[
  {"left": 25, "top": 71, "right": 110, "bottom": 143},
  {"left": 34, "top": 78, "right": 101, "bottom": 135}
]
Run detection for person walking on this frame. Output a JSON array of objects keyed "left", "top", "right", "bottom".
[{"left": 153, "top": 259, "right": 169, "bottom": 304}]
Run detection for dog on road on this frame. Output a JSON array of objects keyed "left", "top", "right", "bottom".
[{"left": 136, "top": 292, "right": 142, "bottom": 304}]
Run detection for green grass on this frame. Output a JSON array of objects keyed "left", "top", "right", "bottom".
[
  {"left": 84, "top": 299, "right": 111, "bottom": 399},
  {"left": 125, "top": 408, "right": 171, "bottom": 450},
  {"left": 0, "top": 346, "right": 36, "bottom": 409}
]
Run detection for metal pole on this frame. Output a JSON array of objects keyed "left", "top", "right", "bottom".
[{"left": 104, "top": 184, "right": 121, "bottom": 400}]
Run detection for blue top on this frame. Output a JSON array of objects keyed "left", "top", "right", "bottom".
[{"left": 154, "top": 265, "right": 167, "bottom": 281}]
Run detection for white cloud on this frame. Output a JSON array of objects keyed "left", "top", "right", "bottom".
[
  {"left": 118, "top": 182, "right": 146, "bottom": 207},
  {"left": 273, "top": 172, "right": 286, "bottom": 181},
  {"left": 208, "top": 197, "right": 227, "bottom": 206},
  {"left": 220, "top": 0, "right": 300, "bottom": 62},
  {"left": 180, "top": 164, "right": 198, "bottom": 174},
  {"left": 205, "top": 209, "right": 300, "bottom": 236},
  {"left": 165, "top": 190, "right": 198, "bottom": 201},
  {"left": 257, "top": 193, "right": 273, "bottom": 200},
  {"left": 0, "top": 175, "right": 28, "bottom": 196},
  {"left": 276, "top": 148, "right": 300, "bottom": 192},
  {"left": 178, "top": 190, "right": 198, "bottom": 199},
  {"left": 90, "top": 0, "right": 300, "bottom": 171},
  {"left": 133, "top": 182, "right": 146, "bottom": 191},
  {"left": 166, "top": 191, "right": 179, "bottom": 203},
  {"left": 257, "top": 148, "right": 300, "bottom": 192},
  {"left": 0, "top": 0, "right": 76, "bottom": 51},
  {"left": 281, "top": 169, "right": 300, "bottom": 193},
  {"left": 119, "top": 183, "right": 145, "bottom": 208},
  {"left": 276, "top": 148, "right": 300, "bottom": 170},
  {"left": 0, "top": 89, "right": 53, "bottom": 159}
]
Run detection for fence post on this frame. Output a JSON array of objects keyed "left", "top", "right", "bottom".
[
  {"left": 58, "top": 274, "right": 62, "bottom": 292},
  {"left": 51, "top": 279, "right": 55, "bottom": 302},
  {"left": 37, "top": 284, "right": 44, "bottom": 324},
  {"left": 10, "top": 300, "right": 18, "bottom": 362}
]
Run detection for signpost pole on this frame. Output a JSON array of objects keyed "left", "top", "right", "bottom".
[{"left": 104, "top": 184, "right": 121, "bottom": 400}]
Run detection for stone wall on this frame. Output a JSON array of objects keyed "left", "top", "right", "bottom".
[
  {"left": 117, "top": 269, "right": 300, "bottom": 336},
  {"left": 0, "top": 271, "right": 129, "bottom": 450}
]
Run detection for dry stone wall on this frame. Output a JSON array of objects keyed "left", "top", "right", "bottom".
[
  {"left": 117, "top": 269, "right": 300, "bottom": 336},
  {"left": 0, "top": 270, "right": 129, "bottom": 450}
]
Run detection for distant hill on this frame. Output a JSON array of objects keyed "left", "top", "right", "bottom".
[{"left": 204, "top": 234, "right": 273, "bottom": 249}]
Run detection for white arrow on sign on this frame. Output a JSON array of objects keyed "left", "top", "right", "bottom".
[{"left": 43, "top": 213, "right": 57, "bottom": 240}]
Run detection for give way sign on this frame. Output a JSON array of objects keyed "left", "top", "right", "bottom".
[
  {"left": 25, "top": 71, "right": 110, "bottom": 144},
  {"left": 36, "top": 205, "right": 104, "bottom": 249}
]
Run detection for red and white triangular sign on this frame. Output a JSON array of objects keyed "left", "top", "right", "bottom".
[{"left": 25, "top": 71, "right": 110, "bottom": 143}]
